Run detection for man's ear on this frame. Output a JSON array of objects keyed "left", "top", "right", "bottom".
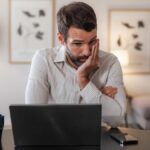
[{"left": 57, "top": 32, "right": 65, "bottom": 45}]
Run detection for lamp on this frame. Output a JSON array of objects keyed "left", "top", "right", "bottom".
[
  {"left": 111, "top": 50, "right": 129, "bottom": 66},
  {"left": 111, "top": 50, "right": 130, "bottom": 127}
]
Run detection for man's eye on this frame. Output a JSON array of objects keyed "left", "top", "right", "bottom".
[
  {"left": 74, "top": 43, "right": 82, "bottom": 46},
  {"left": 89, "top": 40, "right": 96, "bottom": 45}
]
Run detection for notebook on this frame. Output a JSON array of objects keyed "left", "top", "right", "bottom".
[{"left": 10, "top": 104, "right": 101, "bottom": 147}]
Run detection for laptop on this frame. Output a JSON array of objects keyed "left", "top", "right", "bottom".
[{"left": 10, "top": 104, "right": 101, "bottom": 147}]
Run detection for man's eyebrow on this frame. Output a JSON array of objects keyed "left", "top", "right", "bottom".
[
  {"left": 72, "top": 36, "right": 97, "bottom": 43},
  {"left": 72, "top": 39, "right": 84, "bottom": 43},
  {"left": 89, "top": 36, "right": 97, "bottom": 42}
]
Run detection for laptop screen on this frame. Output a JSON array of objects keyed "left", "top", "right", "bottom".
[{"left": 10, "top": 104, "right": 101, "bottom": 146}]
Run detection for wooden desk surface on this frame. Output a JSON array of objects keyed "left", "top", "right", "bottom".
[
  {"left": 2, "top": 128, "right": 14, "bottom": 150},
  {"left": 1, "top": 127, "right": 150, "bottom": 150}
]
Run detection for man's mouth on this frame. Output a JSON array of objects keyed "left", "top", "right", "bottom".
[
  {"left": 73, "top": 57, "right": 88, "bottom": 67},
  {"left": 79, "top": 56, "right": 89, "bottom": 62},
  {"left": 79, "top": 58, "right": 87, "bottom": 62}
]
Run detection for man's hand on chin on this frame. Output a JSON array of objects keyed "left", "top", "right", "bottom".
[{"left": 76, "top": 39, "right": 99, "bottom": 90}]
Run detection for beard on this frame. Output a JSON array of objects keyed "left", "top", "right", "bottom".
[{"left": 65, "top": 46, "right": 89, "bottom": 67}]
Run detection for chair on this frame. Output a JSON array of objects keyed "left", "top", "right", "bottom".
[
  {"left": 0, "top": 114, "right": 4, "bottom": 150},
  {"left": 131, "top": 95, "right": 150, "bottom": 129}
]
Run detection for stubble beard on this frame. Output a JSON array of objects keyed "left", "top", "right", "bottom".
[{"left": 65, "top": 46, "right": 89, "bottom": 67}]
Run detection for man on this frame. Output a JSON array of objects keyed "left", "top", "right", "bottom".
[{"left": 25, "top": 2, "right": 126, "bottom": 127}]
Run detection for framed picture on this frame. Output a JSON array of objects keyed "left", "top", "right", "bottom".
[
  {"left": 9, "top": 0, "right": 55, "bottom": 64},
  {"left": 108, "top": 9, "right": 150, "bottom": 74}
]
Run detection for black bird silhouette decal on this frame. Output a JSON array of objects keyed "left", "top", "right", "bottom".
[
  {"left": 122, "top": 22, "right": 135, "bottom": 29},
  {"left": 17, "top": 24, "right": 22, "bottom": 36},
  {"left": 33, "top": 23, "right": 40, "bottom": 28},
  {"left": 132, "top": 34, "right": 138, "bottom": 39},
  {"left": 39, "top": 10, "right": 46, "bottom": 17},
  {"left": 138, "top": 21, "right": 144, "bottom": 28},
  {"left": 22, "top": 11, "right": 35, "bottom": 18},
  {"left": 36, "top": 31, "right": 44, "bottom": 40},
  {"left": 117, "top": 36, "right": 121, "bottom": 47},
  {"left": 134, "top": 42, "right": 142, "bottom": 51}
]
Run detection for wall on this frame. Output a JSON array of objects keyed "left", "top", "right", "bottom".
[
  {"left": 0, "top": 0, "right": 150, "bottom": 126},
  {"left": 0, "top": 0, "right": 30, "bottom": 126}
]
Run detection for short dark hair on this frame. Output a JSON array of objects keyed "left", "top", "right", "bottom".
[{"left": 57, "top": 2, "right": 97, "bottom": 41}]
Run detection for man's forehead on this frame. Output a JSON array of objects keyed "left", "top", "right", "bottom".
[
  {"left": 67, "top": 27, "right": 97, "bottom": 42},
  {"left": 68, "top": 27, "right": 97, "bottom": 39}
]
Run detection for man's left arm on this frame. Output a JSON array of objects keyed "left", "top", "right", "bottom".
[{"left": 80, "top": 59, "right": 127, "bottom": 127}]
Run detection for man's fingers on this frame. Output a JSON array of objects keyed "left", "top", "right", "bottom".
[
  {"left": 102, "top": 86, "right": 117, "bottom": 93},
  {"left": 91, "top": 39, "right": 99, "bottom": 58},
  {"left": 106, "top": 89, "right": 117, "bottom": 95},
  {"left": 101, "top": 86, "right": 118, "bottom": 98},
  {"left": 107, "top": 90, "right": 117, "bottom": 98},
  {"left": 93, "top": 39, "right": 99, "bottom": 61},
  {"left": 95, "top": 39, "right": 99, "bottom": 59},
  {"left": 91, "top": 44, "right": 96, "bottom": 60}
]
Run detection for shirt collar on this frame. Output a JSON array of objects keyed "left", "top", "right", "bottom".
[{"left": 54, "top": 46, "right": 66, "bottom": 63}]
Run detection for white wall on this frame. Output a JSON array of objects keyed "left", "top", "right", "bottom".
[
  {"left": 0, "top": 0, "right": 150, "bottom": 126},
  {"left": 0, "top": 0, "right": 30, "bottom": 125}
]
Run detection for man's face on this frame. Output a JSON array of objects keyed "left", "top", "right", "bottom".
[{"left": 64, "top": 27, "right": 97, "bottom": 65}]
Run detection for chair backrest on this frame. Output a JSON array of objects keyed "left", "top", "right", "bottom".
[{"left": 0, "top": 114, "right": 4, "bottom": 148}]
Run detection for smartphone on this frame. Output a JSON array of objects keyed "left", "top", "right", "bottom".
[{"left": 110, "top": 132, "right": 138, "bottom": 145}]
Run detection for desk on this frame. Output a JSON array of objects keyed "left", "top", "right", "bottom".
[
  {"left": 101, "top": 127, "right": 150, "bottom": 150},
  {"left": 1, "top": 127, "right": 150, "bottom": 150}
]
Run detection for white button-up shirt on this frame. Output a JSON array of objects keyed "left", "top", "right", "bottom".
[{"left": 25, "top": 46, "right": 126, "bottom": 127}]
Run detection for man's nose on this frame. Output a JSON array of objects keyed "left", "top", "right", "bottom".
[{"left": 82, "top": 44, "right": 91, "bottom": 56}]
